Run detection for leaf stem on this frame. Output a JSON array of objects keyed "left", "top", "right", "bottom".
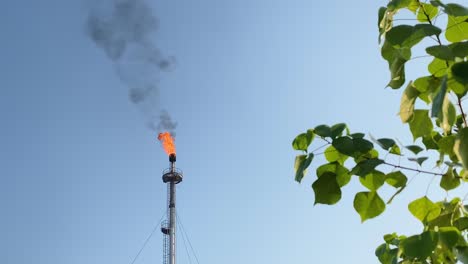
[
  {"left": 310, "top": 142, "right": 330, "bottom": 153},
  {"left": 419, "top": 2, "right": 444, "bottom": 46},
  {"left": 387, "top": 185, "right": 406, "bottom": 204},
  {"left": 382, "top": 161, "right": 447, "bottom": 177},
  {"left": 458, "top": 97, "right": 468, "bottom": 127},
  {"left": 409, "top": 55, "right": 432, "bottom": 60},
  {"left": 425, "top": 174, "right": 437, "bottom": 195}
]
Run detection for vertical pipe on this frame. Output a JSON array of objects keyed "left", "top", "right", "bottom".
[
  {"left": 169, "top": 161, "right": 176, "bottom": 264},
  {"left": 169, "top": 181, "right": 176, "bottom": 264}
]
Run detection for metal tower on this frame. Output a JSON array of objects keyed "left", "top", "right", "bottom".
[{"left": 161, "top": 153, "right": 182, "bottom": 264}]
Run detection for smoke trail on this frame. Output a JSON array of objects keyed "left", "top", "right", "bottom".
[
  {"left": 154, "top": 110, "right": 177, "bottom": 136},
  {"left": 86, "top": 0, "right": 177, "bottom": 133}
]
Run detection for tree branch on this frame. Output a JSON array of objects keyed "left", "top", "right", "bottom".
[
  {"left": 381, "top": 161, "right": 464, "bottom": 178},
  {"left": 458, "top": 97, "right": 468, "bottom": 127},
  {"left": 419, "top": 2, "right": 468, "bottom": 128}
]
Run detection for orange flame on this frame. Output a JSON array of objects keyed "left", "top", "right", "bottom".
[{"left": 158, "top": 132, "right": 176, "bottom": 156}]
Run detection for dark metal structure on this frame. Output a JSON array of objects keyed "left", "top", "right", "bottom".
[{"left": 161, "top": 153, "right": 182, "bottom": 264}]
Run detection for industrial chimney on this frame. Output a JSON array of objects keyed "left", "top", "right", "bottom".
[{"left": 161, "top": 153, "right": 183, "bottom": 264}]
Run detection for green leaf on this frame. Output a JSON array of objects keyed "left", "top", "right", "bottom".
[
  {"left": 379, "top": 7, "right": 392, "bottom": 43},
  {"left": 386, "top": 24, "right": 441, "bottom": 47},
  {"left": 409, "top": 110, "right": 433, "bottom": 140},
  {"left": 389, "top": 145, "right": 401, "bottom": 155},
  {"left": 378, "top": 7, "right": 387, "bottom": 29},
  {"left": 446, "top": 15, "right": 468, "bottom": 42},
  {"left": 429, "top": 58, "right": 449, "bottom": 77},
  {"left": 437, "top": 3, "right": 468, "bottom": 16},
  {"left": 388, "top": 54, "right": 407, "bottom": 89},
  {"left": 414, "top": 75, "right": 442, "bottom": 103},
  {"left": 386, "top": 171, "right": 408, "bottom": 188},
  {"left": 353, "top": 191, "right": 386, "bottom": 222},
  {"left": 316, "top": 162, "right": 351, "bottom": 187},
  {"left": 429, "top": 1, "right": 442, "bottom": 7},
  {"left": 359, "top": 170, "right": 386, "bottom": 191},
  {"left": 386, "top": 25, "right": 414, "bottom": 46},
  {"left": 407, "top": 0, "right": 419, "bottom": 13},
  {"left": 450, "top": 41, "right": 468, "bottom": 58},
  {"left": 400, "top": 231, "right": 439, "bottom": 259},
  {"left": 375, "top": 138, "right": 395, "bottom": 150},
  {"left": 373, "top": 138, "right": 401, "bottom": 155},
  {"left": 426, "top": 45, "right": 454, "bottom": 60},
  {"left": 425, "top": 41, "right": 468, "bottom": 65},
  {"left": 381, "top": 43, "right": 409, "bottom": 89},
  {"left": 312, "top": 172, "right": 341, "bottom": 205},
  {"left": 448, "top": 74, "right": 467, "bottom": 96},
  {"left": 354, "top": 149, "right": 380, "bottom": 164},
  {"left": 351, "top": 159, "right": 384, "bottom": 176},
  {"left": 423, "top": 131, "right": 442, "bottom": 150},
  {"left": 427, "top": 198, "right": 463, "bottom": 230},
  {"left": 431, "top": 75, "right": 448, "bottom": 118},
  {"left": 332, "top": 136, "right": 375, "bottom": 158},
  {"left": 405, "top": 145, "right": 424, "bottom": 154},
  {"left": 330, "top": 123, "right": 347, "bottom": 139},
  {"left": 440, "top": 168, "right": 460, "bottom": 191},
  {"left": 375, "top": 243, "right": 398, "bottom": 264},
  {"left": 382, "top": 24, "right": 442, "bottom": 89},
  {"left": 439, "top": 95, "right": 457, "bottom": 134},
  {"left": 387, "top": 0, "right": 409, "bottom": 10},
  {"left": 408, "top": 156, "right": 428, "bottom": 166},
  {"left": 438, "top": 135, "right": 456, "bottom": 157},
  {"left": 350, "top": 133, "right": 365, "bottom": 139},
  {"left": 414, "top": 75, "right": 440, "bottom": 93},
  {"left": 314, "top": 125, "right": 332, "bottom": 137},
  {"left": 438, "top": 227, "right": 460, "bottom": 248},
  {"left": 454, "top": 127, "right": 468, "bottom": 171},
  {"left": 294, "top": 154, "right": 314, "bottom": 183},
  {"left": 417, "top": 3, "right": 438, "bottom": 22},
  {"left": 292, "top": 131, "right": 314, "bottom": 151},
  {"left": 353, "top": 138, "right": 374, "bottom": 154},
  {"left": 452, "top": 61, "right": 468, "bottom": 85},
  {"left": 324, "top": 145, "right": 348, "bottom": 165},
  {"left": 379, "top": 6, "right": 401, "bottom": 44},
  {"left": 399, "top": 81, "right": 419, "bottom": 122},
  {"left": 332, "top": 136, "right": 355, "bottom": 156},
  {"left": 387, "top": 0, "right": 414, "bottom": 11},
  {"left": 383, "top": 233, "right": 399, "bottom": 245},
  {"left": 461, "top": 169, "right": 468, "bottom": 180},
  {"left": 408, "top": 196, "right": 441, "bottom": 222},
  {"left": 444, "top": 161, "right": 463, "bottom": 168},
  {"left": 454, "top": 217, "right": 468, "bottom": 231}
]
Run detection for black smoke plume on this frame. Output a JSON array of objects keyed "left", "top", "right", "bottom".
[{"left": 86, "top": 0, "right": 177, "bottom": 134}]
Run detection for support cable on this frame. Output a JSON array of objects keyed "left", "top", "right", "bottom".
[
  {"left": 177, "top": 216, "right": 194, "bottom": 264},
  {"left": 129, "top": 210, "right": 167, "bottom": 264},
  {"left": 176, "top": 210, "right": 201, "bottom": 264}
]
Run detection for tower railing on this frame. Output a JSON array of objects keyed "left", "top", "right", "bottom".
[{"left": 161, "top": 220, "right": 170, "bottom": 264}]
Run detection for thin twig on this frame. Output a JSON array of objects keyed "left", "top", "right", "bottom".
[
  {"left": 383, "top": 161, "right": 443, "bottom": 176},
  {"left": 310, "top": 142, "right": 331, "bottom": 153},
  {"left": 458, "top": 97, "right": 468, "bottom": 127},
  {"left": 410, "top": 55, "right": 432, "bottom": 60}
]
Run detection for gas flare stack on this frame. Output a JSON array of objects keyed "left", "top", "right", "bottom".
[
  {"left": 157, "top": 132, "right": 182, "bottom": 264},
  {"left": 160, "top": 153, "right": 183, "bottom": 264}
]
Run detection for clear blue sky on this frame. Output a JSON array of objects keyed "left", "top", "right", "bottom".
[{"left": 2, "top": 1, "right": 464, "bottom": 263}]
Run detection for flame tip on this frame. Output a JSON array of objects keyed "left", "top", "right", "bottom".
[{"left": 158, "top": 131, "right": 176, "bottom": 156}]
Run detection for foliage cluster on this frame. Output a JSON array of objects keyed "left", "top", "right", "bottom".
[{"left": 293, "top": 0, "right": 468, "bottom": 263}]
